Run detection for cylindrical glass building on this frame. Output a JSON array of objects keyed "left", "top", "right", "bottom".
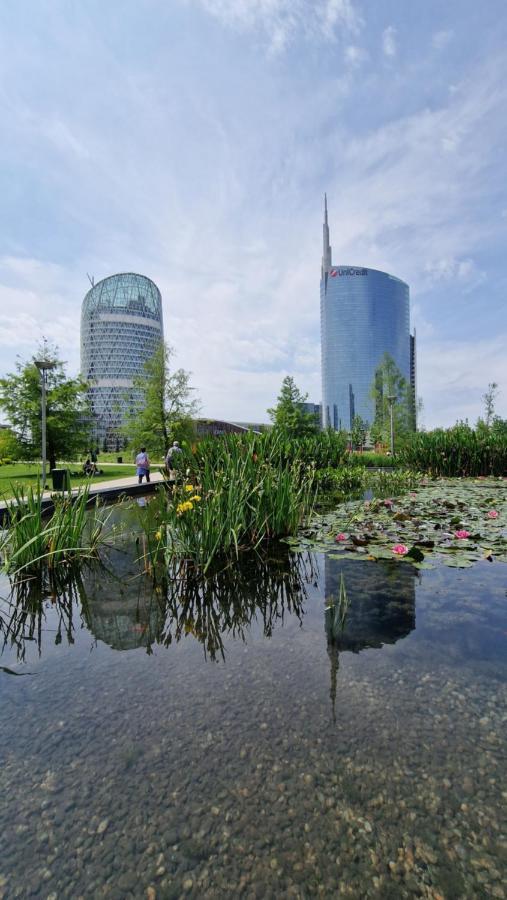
[
  {"left": 81, "top": 273, "right": 164, "bottom": 448},
  {"left": 320, "top": 198, "right": 412, "bottom": 430}
]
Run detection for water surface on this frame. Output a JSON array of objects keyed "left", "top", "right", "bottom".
[{"left": 0, "top": 547, "right": 505, "bottom": 899}]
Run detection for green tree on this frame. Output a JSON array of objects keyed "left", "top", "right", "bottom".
[
  {"left": 350, "top": 414, "right": 368, "bottom": 451},
  {"left": 0, "top": 427, "right": 20, "bottom": 461},
  {"left": 483, "top": 382, "right": 499, "bottom": 427},
  {"left": 369, "top": 353, "right": 415, "bottom": 448},
  {"left": 124, "top": 342, "right": 200, "bottom": 455},
  {"left": 0, "top": 347, "right": 90, "bottom": 471},
  {"left": 268, "top": 376, "right": 319, "bottom": 437}
]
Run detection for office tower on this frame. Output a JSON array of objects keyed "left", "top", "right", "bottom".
[
  {"left": 320, "top": 196, "right": 415, "bottom": 430},
  {"left": 81, "top": 273, "right": 164, "bottom": 448}
]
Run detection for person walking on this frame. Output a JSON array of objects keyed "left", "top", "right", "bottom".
[
  {"left": 165, "top": 440, "right": 183, "bottom": 473},
  {"left": 135, "top": 447, "right": 151, "bottom": 484}
]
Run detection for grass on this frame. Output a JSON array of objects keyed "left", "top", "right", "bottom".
[{"left": 0, "top": 462, "right": 138, "bottom": 500}]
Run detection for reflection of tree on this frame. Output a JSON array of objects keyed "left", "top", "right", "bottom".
[{"left": 324, "top": 557, "right": 416, "bottom": 719}]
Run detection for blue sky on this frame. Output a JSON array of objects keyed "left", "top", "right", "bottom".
[{"left": 0, "top": 0, "right": 506, "bottom": 427}]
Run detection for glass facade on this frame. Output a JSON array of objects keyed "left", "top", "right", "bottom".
[
  {"left": 80, "top": 273, "right": 164, "bottom": 447},
  {"left": 320, "top": 199, "right": 412, "bottom": 430}
]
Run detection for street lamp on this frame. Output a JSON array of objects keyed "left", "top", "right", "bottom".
[
  {"left": 387, "top": 394, "right": 397, "bottom": 456},
  {"left": 34, "top": 357, "right": 56, "bottom": 489}
]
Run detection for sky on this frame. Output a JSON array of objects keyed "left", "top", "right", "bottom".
[{"left": 0, "top": 0, "right": 506, "bottom": 428}]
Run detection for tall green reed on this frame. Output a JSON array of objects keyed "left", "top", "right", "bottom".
[{"left": 0, "top": 485, "right": 112, "bottom": 578}]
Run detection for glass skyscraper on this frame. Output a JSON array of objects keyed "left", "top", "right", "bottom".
[
  {"left": 320, "top": 196, "right": 415, "bottom": 430},
  {"left": 81, "top": 273, "right": 164, "bottom": 448}
]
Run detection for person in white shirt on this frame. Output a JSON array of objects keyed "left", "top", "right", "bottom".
[{"left": 135, "top": 447, "right": 151, "bottom": 484}]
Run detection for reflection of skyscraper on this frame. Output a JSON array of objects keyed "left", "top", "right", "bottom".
[
  {"left": 320, "top": 196, "right": 416, "bottom": 429},
  {"left": 81, "top": 273, "right": 164, "bottom": 448},
  {"left": 324, "top": 557, "right": 416, "bottom": 717}
]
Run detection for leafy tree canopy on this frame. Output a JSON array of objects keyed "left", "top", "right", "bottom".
[
  {"left": 369, "top": 353, "right": 416, "bottom": 448},
  {"left": 268, "top": 376, "right": 319, "bottom": 437},
  {"left": 124, "top": 342, "right": 200, "bottom": 456},
  {"left": 0, "top": 344, "right": 90, "bottom": 471}
]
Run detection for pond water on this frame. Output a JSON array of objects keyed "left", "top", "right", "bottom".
[{"left": 0, "top": 540, "right": 506, "bottom": 899}]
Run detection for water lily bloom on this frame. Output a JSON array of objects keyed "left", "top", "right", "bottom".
[
  {"left": 335, "top": 533, "right": 347, "bottom": 542},
  {"left": 454, "top": 529, "right": 471, "bottom": 539},
  {"left": 487, "top": 510, "right": 499, "bottom": 519},
  {"left": 392, "top": 544, "right": 409, "bottom": 555}
]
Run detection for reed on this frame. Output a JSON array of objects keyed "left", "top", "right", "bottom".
[
  {"left": 397, "top": 423, "right": 507, "bottom": 476},
  {"left": 138, "top": 439, "right": 316, "bottom": 574},
  {"left": 0, "top": 485, "right": 111, "bottom": 578}
]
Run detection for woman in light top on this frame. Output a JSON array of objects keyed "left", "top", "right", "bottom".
[{"left": 135, "top": 447, "right": 150, "bottom": 484}]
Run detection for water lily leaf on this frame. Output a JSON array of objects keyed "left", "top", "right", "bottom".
[{"left": 442, "top": 556, "right": 474, "bottom": 568}]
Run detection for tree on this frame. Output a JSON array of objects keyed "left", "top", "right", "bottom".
[
  {"left": 124, "top": 342, "right": 200, "bottom": 455},
  {"left": 350, "top": 414, "right": 368, "bottom": 451},
  {"left": 268, "top": 376, "right": 319, "bottom": 436},
  {"left": 483, "top": 382, "right": 499, "bottom": 427},
  {"left": 369, "top": 353, "right": 415, "bottom": 448},
  {"left": 0, "top": 346, "right": 90, "bottom": 471}
]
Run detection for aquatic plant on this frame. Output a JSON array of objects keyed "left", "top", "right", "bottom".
[
  {"left": 289, "top": 477, "right": 507, "bottom": 569},
  {"left": 0, "top": 485, "right": 112, "bottom": 579},
  {"left": 137, "top": 446, "right": 315, "bottom": 574},
  {"left": 397, "top": 422, "right": 507, "bottom": 476}
]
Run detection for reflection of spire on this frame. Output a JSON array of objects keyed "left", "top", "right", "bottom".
[
  {"left": 327, "top": 644, "right": 339, "bottom": 723},
  {"left": 321, "top": 193, "right": 332, "bottom": 285}
]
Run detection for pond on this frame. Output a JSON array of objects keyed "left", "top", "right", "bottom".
[{"left": 0, "top": 534, "right": 506, "bottom": 898}]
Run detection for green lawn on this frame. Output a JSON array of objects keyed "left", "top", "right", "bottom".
[{"left": 0, "top": 462, "right": 139, "bottom": 500}]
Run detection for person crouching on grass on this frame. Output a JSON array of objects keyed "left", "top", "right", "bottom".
[{"left": 135, "top": 447, "right": 151, "bottom": 484}]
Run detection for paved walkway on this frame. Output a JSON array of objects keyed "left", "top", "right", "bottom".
[{"left": 0, "top": 470, "right": 167, "bottom": 524}]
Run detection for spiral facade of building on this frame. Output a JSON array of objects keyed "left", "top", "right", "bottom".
[
  {"left": 320, "top": 197, "right": 414, "bottom": 430},
  {"left": 81, "top": 273, "right": 164, "bottom": 448}
]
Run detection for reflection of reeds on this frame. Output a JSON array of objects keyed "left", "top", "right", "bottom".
[
  {"left": 326, "top": 572, "right": 349, "bottom": 635},
  {"left": 0, "top": 573, "right": 87, "bottom": 663},
  {"left": 0, "top": 550, "right": 317, "bottom": 664},
  {"left": 154, "top": 549, "right": 316, "bottom": 661}
]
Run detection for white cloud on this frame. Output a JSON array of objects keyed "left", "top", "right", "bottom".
[
  {"left": 382, "top": 25, "right": 397, "bottom": 58},
  {"left": 187, "top": 0, "right": 362, "bottom": 51},
  {"left": 432, "top": 29, "right": 453, "bottom": 51},
  {"left": 344, "top": 44, "right": 369, "bottom": 67},
  {"left": 418, "top": 335, "right": 507, "bottom": 427}
]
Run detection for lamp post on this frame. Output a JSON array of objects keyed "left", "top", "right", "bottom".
[
  {"left": 387, "top": 394, "right": 397, "bottom": 456},
  {"left": 34, "top": 357, "right": 56, "bottom": 489}
]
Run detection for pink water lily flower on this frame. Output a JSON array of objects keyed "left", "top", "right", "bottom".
[
  {"left": 392, "top": 544, "right": 409, "bottom": 555},
  {"left": 487, "top": 510, "right": 499, "bottom": 519},
  {"left": 455, "top": 530, "right": 471, "bottom": 539},
  {"left": 335, "top": 533, "right": 347, "bottom": 542}
]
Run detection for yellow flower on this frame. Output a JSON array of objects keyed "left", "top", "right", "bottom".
[
  {"left": 190, "top": 495, "right": 201, "bottom": 502},
  {"left": 176, "top": 500, "right": 193, "bottom": 514},
  {"left": 155, "top": 530, "right": 162, "bottom": 541},
  {"left": 185, "top": 484, "right": 194, "bottom": 492}
]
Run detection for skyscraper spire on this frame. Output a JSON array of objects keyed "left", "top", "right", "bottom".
[{"left": 321, "top": 193, "right": 332, "bottom": 281}]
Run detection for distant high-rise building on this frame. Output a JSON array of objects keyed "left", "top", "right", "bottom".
[
  {"left": 81, "top": 273, "right": 164, "bottom": 448},
  {"left": 320, "top": 196, "right": 416, "bottom": 430}
]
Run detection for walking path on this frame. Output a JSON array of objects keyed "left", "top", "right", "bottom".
[{"left": 0, "top": 470, "right": 166, "bottom": 525}]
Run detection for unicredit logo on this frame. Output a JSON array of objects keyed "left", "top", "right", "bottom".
[{"left": 329, "top": 268, "right": 367, "bottom": 277}]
